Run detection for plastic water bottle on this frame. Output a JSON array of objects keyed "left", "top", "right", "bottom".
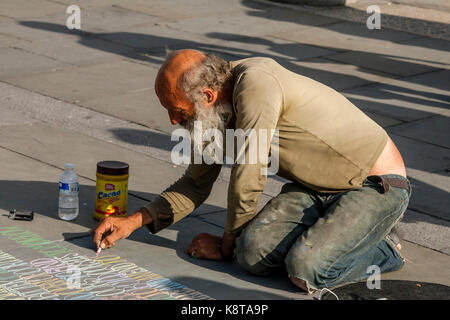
[{"left": 58, "top": 163, "right": 79, "bottom": 221}]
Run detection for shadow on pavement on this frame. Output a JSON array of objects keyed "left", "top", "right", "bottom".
[{"left": 109, "top": 127, "right": 178, "bottom": 151}]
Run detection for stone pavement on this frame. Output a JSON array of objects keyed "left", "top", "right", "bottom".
[{"left": 0, "top": 0, "right": 448, "bottom": 300}]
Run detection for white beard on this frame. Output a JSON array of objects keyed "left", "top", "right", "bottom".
[{"left": 181, "top": 101, "right": 233, "bottom": 141}]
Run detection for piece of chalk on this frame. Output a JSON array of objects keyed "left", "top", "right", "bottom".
[{"left": 96, "top": 247, "right": 101, "bottom": 257}]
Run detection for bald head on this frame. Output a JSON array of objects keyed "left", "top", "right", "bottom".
[{"left": 155, "top": 49, "right": 206, "bottom": 124}]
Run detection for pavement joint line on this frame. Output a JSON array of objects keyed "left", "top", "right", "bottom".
[
  {"left": 388, "top": 132, "right": 450, "bottom": 151},
  {"left": 402, "top": 239, "right": 450, "bottom": 257},
  {"left": 111, "top": 3, "right": 251, "bottom": 22},
  {"left": 393, "top": 34, "right": 430, "bottom": 45},
  {"left": 191, "top": 209, "right": 227, "bottom": 217},
  {"left": 268, "top": 34, "right": 347, "bottom": 54},
  {"left": 341, "top": 68, "right": 448, "bottom": 96},
  {"left": 384, "top": 114, "right": 438, "bottom": 129},
  {"left": 389, "top": 0, "right": 447, "bottom": 11},
  {"left": 110, "top": 4, "right": 161, "bottom": 19},
  {"left": 406, "top": 207, "right": 450, "bottom": 223},
  {"left": 61, "top": 27, "right": 150, "bottom": 56},
  {"left": 323, "top": 54, "right": 440, "bottom": 79},
  {"left": 0, "top": 32, "right": 32, "bottom": 43},
  {"left": 8, "top": 45, "right": 78, "bottom": 67},
  {"left": 340, "top": 79, "right": 401, "bottom": 94},
  {"left": 0, "top": 13, "right": 18, "bottom": 20},
  {"left": 295, "top": 49, "right": 363, "bottom": 63},
  {"left": 0, "top": 79, "right": 166, "bottom": 136},
  {"left": 395, "top": 68, "right": 450, "bottom": 82}
]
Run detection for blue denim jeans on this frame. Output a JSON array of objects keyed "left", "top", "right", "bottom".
[{"left": 234, "top": 174, "right": 411, "bottom": 292}]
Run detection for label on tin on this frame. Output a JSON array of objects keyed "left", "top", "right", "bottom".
[{"left": 95, "top": 177, "right": 128, "bottom": 219}]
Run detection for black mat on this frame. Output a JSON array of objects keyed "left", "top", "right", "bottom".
[{"left": 320, "top": 280, "right": 450, "bottom": 300}]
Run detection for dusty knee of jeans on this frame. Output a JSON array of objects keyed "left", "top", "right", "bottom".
[
  {"left": 285, "top": 244, "right": 325, "bottom": 282},
  {"left": 234, "top": 230, "right": 271, "bottom": 276}
]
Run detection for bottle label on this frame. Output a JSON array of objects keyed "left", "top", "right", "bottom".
[{"left": 59, "top": 182, "right": 79, "bottom": 193}]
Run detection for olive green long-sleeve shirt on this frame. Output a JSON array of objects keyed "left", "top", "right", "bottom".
[{"left": 144, "top": 57, "right": 388, "bottom": 236}]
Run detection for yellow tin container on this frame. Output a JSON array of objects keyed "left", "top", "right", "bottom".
[{"left": 94, "top": 161, "right": 129, "bottom": 220}]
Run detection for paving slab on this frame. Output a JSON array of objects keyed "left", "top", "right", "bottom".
[
  {"left": 389, "top": 134, "right": 450, "bottom": 179},
  {"left": 0, "top": 33, "right": 26, "bottom": 48},
  {"left": 4, "top": 59, "right": 156, "bottom": 103},
  {"left": 0, "top": 146, "right": 106, "bottom": 237},
  {"left": 401, "top": 37, "right": 450, "bottom": 69},
  {"left": 93, "top": 22, "right": 218, "bottom": 53},
  {"left": 14, "top": 33, "right": 137, "bottom": 67},
  {"left": 398, "top": 209, "right": 450, "bottom": 254},
  {"left": 283, "top": 58, "right": 398, "bottom": 91},
  {"left": 0, "top": 47, "right": 68, "bottom": 78},
  {"left": 81, "top": 88, "right": 173, "bottom": 133},
  {"left": 269, "top": 21, "right": 419, "bottom": 53},
  {"left": 325, "top": 36, "right": 450, "bottom": 77},
  {"left": 164, "top": 10, "right": 337, "bottom": 40},
  {"left": 1, "top": 4, "right": 162, "bottom": 38},
  {"left": 113, "top": 0, "right": 273, "bottom": 21},
  {"left": 71, "top": 4, "right": 163, "bottom": 33},
  {"left": 380, "top": 241, "right": 450, "bottom": 286},
  {"left": 343, "top": 69, "right": 450, "bottom": 122},
  {"left": 0, "top": 0, "right": 67, "bottom": 19},
  {"left": 48, "top": 0, "right": 121, "bottom": 9},
  {"left": 325, "top": 50, "right": 436, "bottom": 77},
  {"left": 389, "top": 115, "right": 450, "bottom": 149},
  {"left": 407, "top": 170, "right": 450, "bottom": 221},
  {"left": 0, "top": 20, "right": 83, "bottom": 45},
  {"left": 0, "top": 108, "right": 39, "bottom": 127},
  {"left": 388, "top": 0, "right": 450, "bottom": 12}
]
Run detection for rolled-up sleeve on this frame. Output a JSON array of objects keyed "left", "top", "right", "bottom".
[{"left": 225, "top": 68, "right": 283, "bottom": 236}]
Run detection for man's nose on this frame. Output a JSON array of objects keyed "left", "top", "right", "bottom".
[{"left": 168, "top": 109, "right": 180, "bottom": 125}]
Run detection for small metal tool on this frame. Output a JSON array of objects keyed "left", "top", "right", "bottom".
[{"left": 9, "top": 209, "right": 34, "bottom": 221}]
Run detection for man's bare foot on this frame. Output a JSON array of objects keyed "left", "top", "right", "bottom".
[
  {"left": 289, "top": 276, "right": 310, "bottom": 293},
  {"left": 389, "top": 225, "right": 403, "bottom": 251}
]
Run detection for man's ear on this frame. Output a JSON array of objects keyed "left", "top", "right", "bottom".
[{"left": 202, "top": 88, "right": 218, "bottom": 106}]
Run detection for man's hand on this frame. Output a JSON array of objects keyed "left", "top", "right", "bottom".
[
  {"left": 91, "top": 208, "right": 152, "bottom": 250},
  {"left": 187, "top": 233, "right": 224, "bottom": 261},
  {"left": 187, "top": 232, "right": 237, "bottom": 261}
]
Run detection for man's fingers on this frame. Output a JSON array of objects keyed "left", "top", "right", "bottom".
[
  {"left": 102, "top": 234, "right": 116, "bottom": 249},
  {"left": 93, "top": 222, "right": 111, "bottom": 246},
  {"left": 102, "top": 227, "right": 126, "bottom": 249}
]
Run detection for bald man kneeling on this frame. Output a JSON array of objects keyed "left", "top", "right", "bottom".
[{"left": 93, "top": 49, "right": 410, "bottom": 294}]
